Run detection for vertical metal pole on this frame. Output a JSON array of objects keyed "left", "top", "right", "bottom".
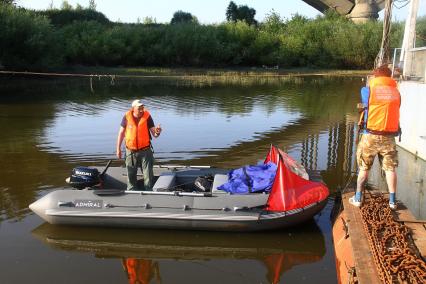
[
  {"left": 391, "top": 48, "right": 399, "bottom": 77},
  {"left": 400, "top": 0, "right": 419, "bottom": 78},
  {"left": 375, "top": 0, "right": 393, "bottom": 68}
]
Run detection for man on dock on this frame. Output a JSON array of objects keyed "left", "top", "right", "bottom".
[
  {"left": 116, "top": 99, "right": 162, "bottom": 191},
  {"left": 350, "top": 65, "right": 401, "bottom": 210}
]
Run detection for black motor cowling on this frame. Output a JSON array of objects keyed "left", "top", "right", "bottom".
[
  {"left": 194, "top": 175, "right": 213, "bottom": 192},
  {"left": 68, "top": 167, "right": 100, "bottom": 189}
]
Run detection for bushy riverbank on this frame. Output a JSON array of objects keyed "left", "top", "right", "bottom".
[{"left": 1, "top": 3, "right": 424, "bottom": 71}]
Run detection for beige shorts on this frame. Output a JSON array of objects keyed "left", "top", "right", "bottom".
[{"left": 356, "top": 133, "right": 398, "bottom": 171}]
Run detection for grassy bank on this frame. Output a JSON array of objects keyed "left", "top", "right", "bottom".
[
  {"left": 49, "top": 66, "right": 371, "bottom": 77},
  {"left": 0, "top": 66, "right": 369, "bottom": 91}
]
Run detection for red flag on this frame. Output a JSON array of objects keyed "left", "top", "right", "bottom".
[
  {"left": 266, "top": 151, "right": 329, "bottom": 212},
  {"left": 264, "top": 144, "right": 280, "bottom": 165}
]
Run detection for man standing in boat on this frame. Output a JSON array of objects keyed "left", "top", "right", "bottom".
[
  {"left": 350, "top": 65, "right": 401, "bottom": 210},
  {"left": 116, "top": 99, "right": 162, "bottom": 191}
]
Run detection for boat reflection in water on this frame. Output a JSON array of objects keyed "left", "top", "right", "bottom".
[{"left": 32, "top": 222, "right": 326, "bottom": 284}]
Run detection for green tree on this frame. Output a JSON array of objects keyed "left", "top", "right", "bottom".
[
  {"left": 262, "top": 9, "right": 283, "bottom": 33},
  {"left": 226, "top": 1, "right": 237, "bottom": 22},
  {"left": 170, "top": 10, "right": 198, "bottom": 25},
  {"left": 61, "top": 0, "right": 72, "bottom": 10},
  {"left": 237, "top": 5, "right": 257, "bottom": 25},
  {"left": 38, "top": 8, "right": 110, "bottom": 27},
  {"left": 143, "top": 16, "right": 156, "bottom": 24},
  {"left": 225, "top": 1, "right": 256, "bottom": 25},
  {"left": 59, "top": 20, "right": 107, "bottom": 65},
  {"left": 0, "top": 4, "right": 62, "bottom": 69},
  {"left": 0, "top": 0, "right": 16, "bottom": 5},
  {"left": 88, "top": 0, "right": 96, "bottom": 11},
  {"left": 416, "top": 16, "right": 426, "bottom": 47}
]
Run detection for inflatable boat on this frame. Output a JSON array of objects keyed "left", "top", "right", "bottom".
[{"left": 29, "top": 146, "right": 329, "bottom": 231}]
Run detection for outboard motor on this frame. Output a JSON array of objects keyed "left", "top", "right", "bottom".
[
  {"left": 67, "top": 167, "right": 100, "bottom": 189},
  {"left": 194, "top": 175, "right": 213, "bottom": 192}
]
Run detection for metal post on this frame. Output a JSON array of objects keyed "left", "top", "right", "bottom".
[
  {"left": 391, "top": 48, "right": 401, "bottom": 78},
  {"left": 400, "top": 0, "right": 419, "bottom": 78}
]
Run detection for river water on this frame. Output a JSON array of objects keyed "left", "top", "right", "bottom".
[{"left": 0, "top": 75, "right": 363, "bottom": 284}]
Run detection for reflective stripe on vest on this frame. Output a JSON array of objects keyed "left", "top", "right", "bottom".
[
  {"left": 124, "top": 110, "right": 151, "bottom": 150},
  {"left": 366, "top": 77, "right": 400, "bottom": 135}
]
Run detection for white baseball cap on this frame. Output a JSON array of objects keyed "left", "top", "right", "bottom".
[{"left": 131, "top": 99, "right": 144, "bottom": 107}]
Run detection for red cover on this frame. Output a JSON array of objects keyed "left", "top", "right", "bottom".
[{"left": 265, "top": 146, "right": 329, "bottom": 212}]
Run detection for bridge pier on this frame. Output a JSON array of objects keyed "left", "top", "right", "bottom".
[
  {"left": 348, "top": 1, "right": 380, "bottom": 23},
  {"left": 302, "top": 0, "right": 385, "bottom": 23}
]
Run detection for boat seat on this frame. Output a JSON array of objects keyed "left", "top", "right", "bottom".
[
  {"left": 211, "top": 174, "right": 229, "bottom": 194},
  {"left": 153, "top": 172, "right": 177, "bottom": 192}
]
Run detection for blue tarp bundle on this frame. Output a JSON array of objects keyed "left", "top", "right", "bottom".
[{"left": 218, "top": 162, "right": 277, "bottom": 194}]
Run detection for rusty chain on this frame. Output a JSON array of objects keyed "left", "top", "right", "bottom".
[{"left": 359, "top": 194, "right": 426, "bottom": 283}]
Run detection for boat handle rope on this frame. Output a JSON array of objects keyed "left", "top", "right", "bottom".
[{"left": 104, "top": 203, "right": 257, "bottom": 212}]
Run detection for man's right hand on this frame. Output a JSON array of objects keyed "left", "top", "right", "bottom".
[{"left": 116, "top": 149, "right": 122, "bottom": 159}]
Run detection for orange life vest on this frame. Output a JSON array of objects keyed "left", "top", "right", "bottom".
[
  {"left": 365, "top": 76, "right": 400, "bottom": 135},
  {"left": 124, "top": 109, "right": 151, "bottom": 150}
]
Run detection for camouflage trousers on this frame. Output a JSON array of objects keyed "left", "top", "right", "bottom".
[{"left": 356, "top": 133, "right": 398, "bottom": 171}]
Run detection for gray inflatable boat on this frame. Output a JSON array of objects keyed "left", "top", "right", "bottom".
[{"left": 29, "top": 147, "right": 329, "bottom": 231}]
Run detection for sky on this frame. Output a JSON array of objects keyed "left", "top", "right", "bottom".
[{"left": 18, "top": 0, "right": 426, "bottom": 24}]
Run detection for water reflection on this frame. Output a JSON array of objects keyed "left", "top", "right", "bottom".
[{"left": 32, "top": 221, "right": 325, "bottom": 284}]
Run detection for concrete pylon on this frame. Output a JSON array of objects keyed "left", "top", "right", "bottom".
[
  {"left": 348, "top": 0, "right": 381, "bottom": 23},
  {"left": 302, "top": 0, "right": 386, "bottom": 23}
]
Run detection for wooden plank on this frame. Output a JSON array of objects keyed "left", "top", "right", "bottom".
[
  {"left": 341, "top": 191, "right": 382, "bottom": 284},
  {"left": 333, "top": 209, "right": 356, "bottom": 284}
]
